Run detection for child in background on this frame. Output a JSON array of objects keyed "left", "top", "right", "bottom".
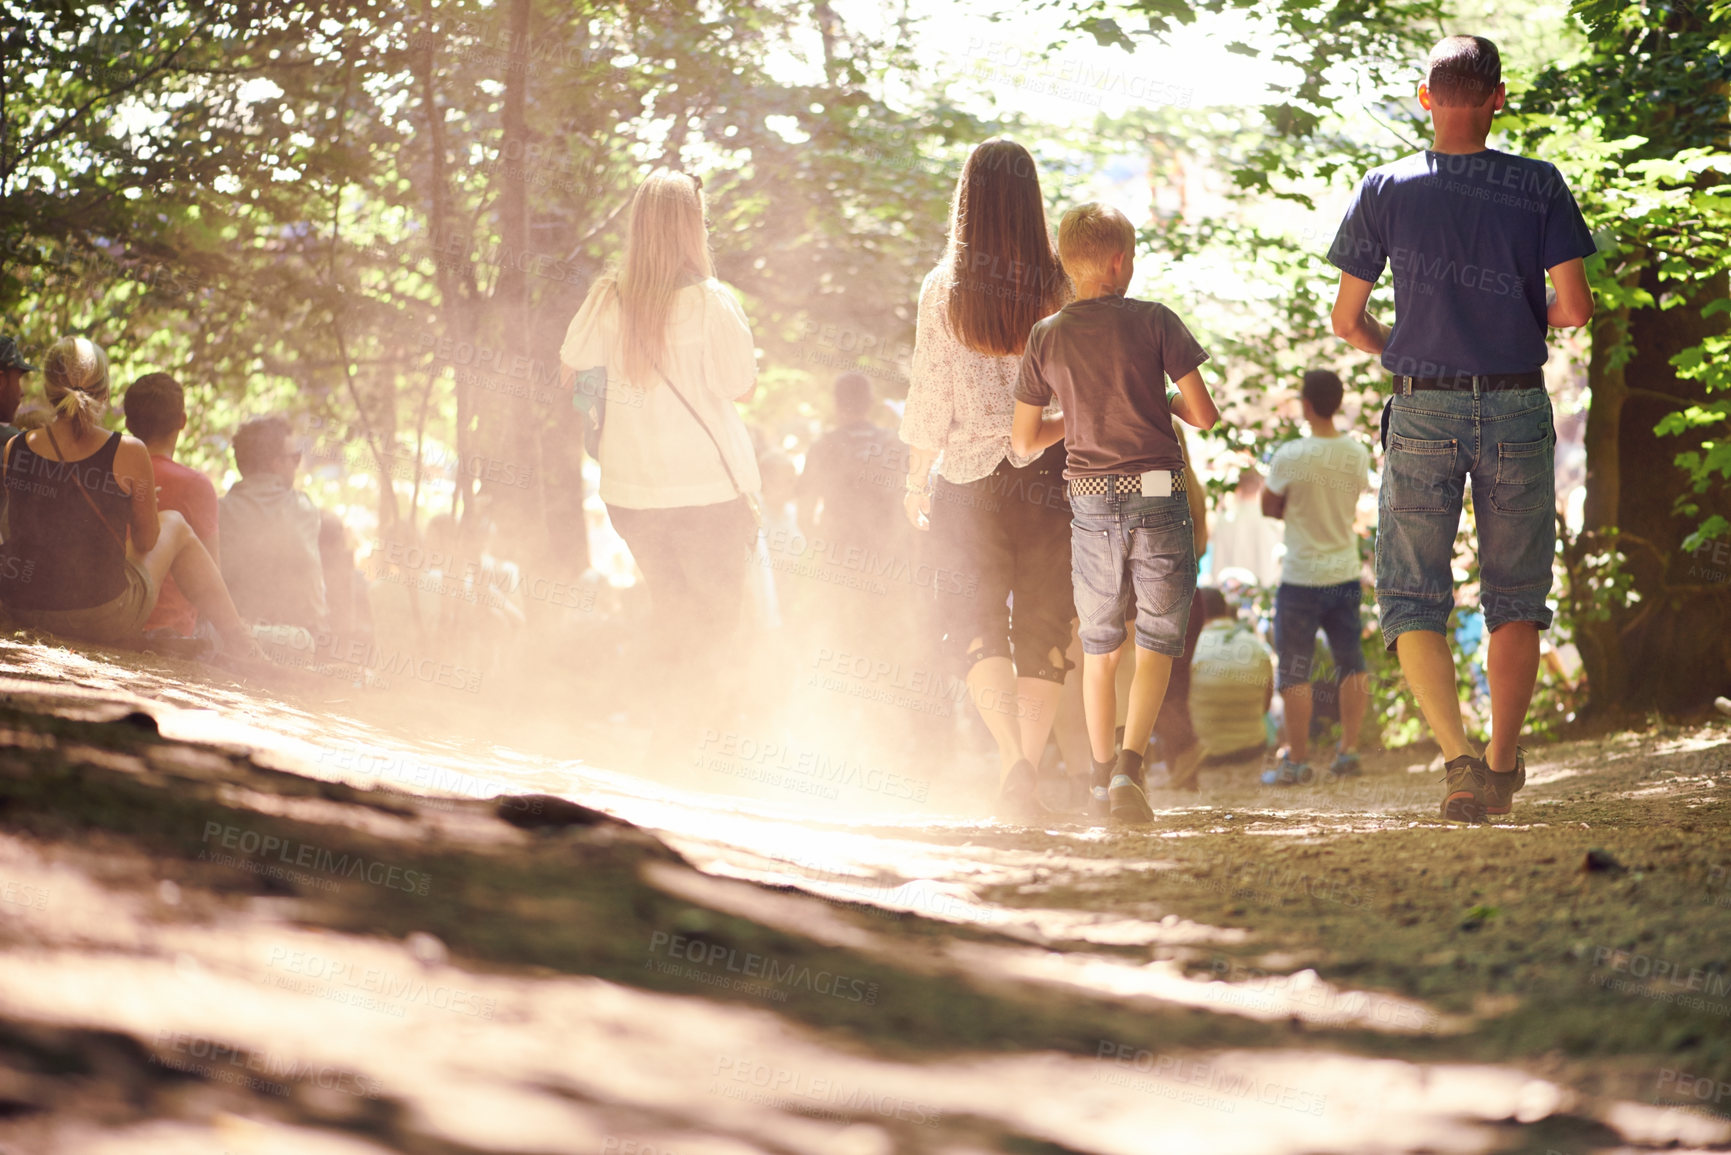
[{"left": 1011, "top": 202, "right": 1221, "bottom": 824}]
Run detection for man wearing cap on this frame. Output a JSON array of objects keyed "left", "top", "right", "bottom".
[
  {"left": 1327, "top": 34, "right": 1597, "bottom": 824},
  {"left": 0, "top": 337, "right": 36, "bottom": 447}
]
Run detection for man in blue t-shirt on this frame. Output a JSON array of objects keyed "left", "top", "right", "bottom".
[{"left": 1327, "top": 34, "right": 1597, "bottom": 825}]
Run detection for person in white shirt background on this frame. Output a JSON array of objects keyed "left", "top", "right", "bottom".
[{"left": 1259, "top": 369, "right": 1373, "bottom": 785}]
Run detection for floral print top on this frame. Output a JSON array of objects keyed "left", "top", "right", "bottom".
[{"left": 898, "top": 265, "right": 1058, "bottom": 485}]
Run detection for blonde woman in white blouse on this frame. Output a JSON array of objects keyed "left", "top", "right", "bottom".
[
  {"left": 560, "top": 170, "right": 760, "bottom": 761},
  {"left": 899, "top": 138, "right": 1075, "bottom": 822}
]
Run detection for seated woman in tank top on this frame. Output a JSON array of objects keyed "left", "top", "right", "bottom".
[{"left": 0, "top": 336, "right": 263, "bottom": 657}]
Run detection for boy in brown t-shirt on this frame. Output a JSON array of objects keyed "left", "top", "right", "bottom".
[{"left": 1011, "top": 202, "right": 1222, "bottom": 824}]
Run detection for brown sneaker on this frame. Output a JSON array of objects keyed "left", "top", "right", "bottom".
[
  {"left": 1439, "top": 754, "right": 1489, "bottom": 824},
  {"left": 1484, "top": 746, "right": 1526, "bottom": 817}
]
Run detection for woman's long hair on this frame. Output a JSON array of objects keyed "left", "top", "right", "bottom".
[
  {"left": 944, "top": 139, "right": 1069, "bottom": 357},
  {"left": 589, "top": 170, "right": 713, "bottom": 385},
  {"left": 41, "top": 336, "right": 110, "bottom": 439}
]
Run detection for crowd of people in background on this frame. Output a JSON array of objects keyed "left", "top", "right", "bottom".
[
  {"left": 562, "top": 31, "right": 1595, "bottom": 828},
  {"left": 0, "top": 33, "right": 1595, "bottom": 830},
  {"left": 0, "top": 331, "right": 547, "bottom": 685},
  {"left": 0, "top": 337, "right": 373, "bottom": 671}
]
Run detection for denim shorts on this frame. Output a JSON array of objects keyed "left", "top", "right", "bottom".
[
  {"left": 1070, "top": 491, "right": 1196, "bottom": 656},
  {"left": 1376, "top": 386, "right": 1555, "bottom": 650},
  {"left": 1274, "top": 580, "right": 1367, "bottom": 689}
]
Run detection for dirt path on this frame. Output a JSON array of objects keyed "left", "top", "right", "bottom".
[{"left": 0, "top": 636, "right": 1728, "bottom": 1154}]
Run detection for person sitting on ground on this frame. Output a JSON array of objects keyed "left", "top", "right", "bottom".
[
  {"left": 319, "top": 510, "right": 374, "bottom": 655},
  {"left": 0, "top": 336, "right": 35, "bottom": 449},
  {"left": 469, "top": 514, "right": 526, "bottom": 670},
  {"left": 220, "top": 414, "right": 328, "bottom": 636},
  {"left": 798, "top": 371, "right": 905, "bottom": 556},
  {"left": 1011, "top": 200, "right": 1222, "bottom": 825},
  {"left": 1189, "top": 587, "right": 1275, "bottom": 764},
  {"left": 123, "top": 372, "right": 220, "bottom": 641},
  {"left": 0, "top": 336, "right": 261, "bottom": 656},
  {"left": 1260, "top": 368, "right": 1373, "bottom": 785}
]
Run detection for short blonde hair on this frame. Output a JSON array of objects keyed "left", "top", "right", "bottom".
[{"left": 1057, "top": 203, "right": 1135, "bottom": 283}]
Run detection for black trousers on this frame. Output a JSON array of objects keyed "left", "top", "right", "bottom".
[
  {"left": 929, "top": 443, "right": 1075, "bottom": 683},
  {"left": 607, "top": 497, "right": 756, "bottom": 685}
]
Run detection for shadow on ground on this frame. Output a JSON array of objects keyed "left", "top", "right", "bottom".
[{"left": 0, "top": 635, "right": 1728, "bottom": 1154}]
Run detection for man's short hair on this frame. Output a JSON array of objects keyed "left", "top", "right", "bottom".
[
  {"left": 1196, "top": 586, "right": 1230, "bottom": 623},
  {"left": 1427, "top": 35, "right": 1501, "bottom": 107},
  {"left": 233, "top": 414, "right": 292, "bottom": 476},
  {"left": 1057, "top": 202, "right": 1135, "bottom": 282},
  {"left": 1302, "top": 369, "right": 1344, "bottom": 419},
  {"left": 123, "top": 372, "right": 185, "bottom": 442},
  {"left": 834, "top": 371, "right": 872, "bottom": 416}
]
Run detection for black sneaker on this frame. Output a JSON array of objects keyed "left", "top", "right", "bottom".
[
  {"left": 1108, "top": 773, "right": 1155, "bottom": 825},
  {"left": 995, "top": 759, "right": 1050, "bottom": 824},
  {"left": 1439, "top": 754, "right": 1489, "bottom": 825},
  {"left": 1484, "top": 746, "right": 1525, "bottom": 817}
]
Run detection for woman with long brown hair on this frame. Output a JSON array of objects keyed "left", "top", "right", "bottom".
[
  {"left": 560, "top": 170, "right": 760, "bottom": 761},
  {"left": 900, "top": 138, "right": 1075, "bottom": 821}
]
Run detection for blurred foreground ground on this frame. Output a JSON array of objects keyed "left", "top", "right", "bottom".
[{"left": 0, "top": 634, "right": 1728, "bottom": 1155}]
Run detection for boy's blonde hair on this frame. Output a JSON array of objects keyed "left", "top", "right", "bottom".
[{"left": 1057, "top": 203, "right": 1135, "bottom": 283}]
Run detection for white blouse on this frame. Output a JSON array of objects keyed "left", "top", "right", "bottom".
[
  {"left": 560, "top": 278, "right": 762, "bottom": 510},
  {"left": 898, "top": 265, "right": 1055, "bottom": 485}
]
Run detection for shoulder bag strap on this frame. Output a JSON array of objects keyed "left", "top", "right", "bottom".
[
  {"left": 654, "top": 285, "right": 754, "bottom": 503},
  {"left": 1, "top": 434, "right": 14, "bottom": 543},
  {"left": 657, "top": 364, "right": 751, "bottom": 501},
  {"left": 42, "top": 426, "right": 129, "bottom": 551}
]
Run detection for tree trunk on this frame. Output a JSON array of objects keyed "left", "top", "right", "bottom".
[
  {"left": 480, "top": 0, "right": 542, "bottom": 559},
  {"left": 1578, "top": 263, "right": 1731, "bottom": 714},
  {"left": 413, "top": 1, "right": 476, "bottom": 535},
  {"left": 1572, "top": 294, "right": 1631, "bottom": 707}
]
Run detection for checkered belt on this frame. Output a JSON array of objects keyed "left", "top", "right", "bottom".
[{"left": 1068, "top": 471, "right": 1185, "bottom": 497}]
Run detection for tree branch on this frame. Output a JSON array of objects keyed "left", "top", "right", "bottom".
[
  {"left": 6, "top": 14, "right": 220, "bottom": 183},
  {"left": 1623, "top": 386, "right": 1691, "bottom": 410},
  {"left": 563, "top": 195, "right": 628, "bottom": 263}
]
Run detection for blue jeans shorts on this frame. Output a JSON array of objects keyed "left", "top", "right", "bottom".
[
  {"left": 1376, "top": 386, "right": 1556, "bottom": 651},
  {"left": 1274, "top": 580, "right": 1367, "bottom": 690},
  {"left": 1070, "top": 492, "right": 1197, "bottom": 656}
]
